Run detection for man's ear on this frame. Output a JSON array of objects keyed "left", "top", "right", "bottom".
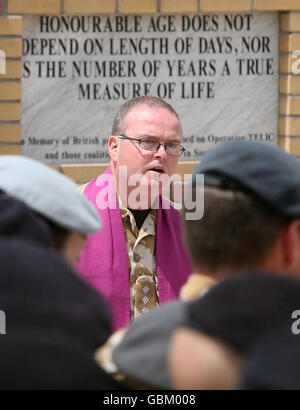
[
  {"left": 280, "top": 220, "right": 300, "bottom": 271},
  {"left": 108, "top": 135, "right": 118, "bottom": 162}
]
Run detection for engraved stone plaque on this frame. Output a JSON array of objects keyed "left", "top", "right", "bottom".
[{"left": 22, "top": 12, "right": 279, "bottom": 164}]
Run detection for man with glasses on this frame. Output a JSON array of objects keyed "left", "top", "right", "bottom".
[{"left": 77, "top": 96, "right": 193, "bottom": 331}]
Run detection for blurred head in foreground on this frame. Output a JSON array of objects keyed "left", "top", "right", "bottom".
[
  {"left": 0, "top": 155, "right": 101, "bottom": 266},
  {"left": 185, "top": 140, "right": 300, "bottom": 280},
  {"left": 169, "top": 273, "right": 300, "bottom": 389}
]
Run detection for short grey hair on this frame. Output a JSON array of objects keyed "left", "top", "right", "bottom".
[
  {"left": 111, "top": 96, "right": 181, "bottom": 136},
  {"left": 183, "top": 186, "right": 288, "bottom": 272}
]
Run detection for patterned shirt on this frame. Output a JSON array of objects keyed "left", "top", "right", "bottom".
[
  {"left": 80, "top": 182, "right": 159, "bottom": 321},
  {"left": 119, "top": 198, "right": 159, "bottom": 320}
]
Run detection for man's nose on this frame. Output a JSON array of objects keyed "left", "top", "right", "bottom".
[{"left": 155, "top": 144, "right": 167, "bottom": 158}]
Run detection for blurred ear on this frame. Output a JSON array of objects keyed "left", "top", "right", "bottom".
[
  {"left": 279, "top": 220, "right": 300, "bottom": 271},
  {"left": 167, "top": 327, "right": 242, "bottom": 390},
  {"left": 108, "top": 135, "right": 119, "bottom": 162}
]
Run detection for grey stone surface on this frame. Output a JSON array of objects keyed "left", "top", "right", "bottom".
[{"left": 21, "top": 12, "right": 279, "bottom": 164}]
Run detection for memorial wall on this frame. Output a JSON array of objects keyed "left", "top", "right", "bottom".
[
  {"left": 22, "top": 12, "right": 278, "bottom": 164},
  {"left": 0, "top": 0, "right": 300, "bottom": 182}
]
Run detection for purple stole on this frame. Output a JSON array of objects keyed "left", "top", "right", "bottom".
[{"left": 76, "top": 166, "right": 193, "bottom": 331}]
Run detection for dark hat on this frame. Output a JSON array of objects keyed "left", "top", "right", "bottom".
[
  {"left": 0, "top": 196, "right": 50, "bottom": 247},
  {"left": 0, "top": 330, "right": 127, "bottom": 390},
  {"left": 193, "top": 141, "right": 300, "bottom": 218},
  {"left": 184, "top": 273, "right": 300, "bottom": 353},
  {"left": 0, "top": 239, "right": 112, "bottom": 351},
  {"left": 240, "top": 325, "right": 300, "bottom": 390}
]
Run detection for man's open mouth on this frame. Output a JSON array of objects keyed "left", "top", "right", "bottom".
[{"left": 148, "top": 168, "right": 165, "bottom": 174}]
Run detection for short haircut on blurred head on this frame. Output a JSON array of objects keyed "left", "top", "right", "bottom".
[
  {"left": 184, "top": 185, "right": 288, "bottom": 271},
  {"left": 111, "top": 96, "right": 181, "bottom": 136}
]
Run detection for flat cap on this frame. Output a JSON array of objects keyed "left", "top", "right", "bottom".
[
  {"left": 0, "top": 156, "right": 101, "bottom": 234},
  {"left": 112, "top": 300, "right": 187, "bottom": 389},
  {"left": 240, "top": 325, "right": 300, "bottom": 390},
  {"left": 0, "top": 238, "right": 111, "bottom": 351},
  {"left": 185, "top": 273, "right": 300, "bottom": 353},
  {"left": 193, "top": 141, "right": 300, "bottom": 218}
]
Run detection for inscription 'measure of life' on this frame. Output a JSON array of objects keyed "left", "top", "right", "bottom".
[{"left": 22, "top": 13, "right": 278, "bottom": 164}]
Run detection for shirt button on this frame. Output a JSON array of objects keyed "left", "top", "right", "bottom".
[{"left": 134, "top": 254, "right": 140, "bottom": 263}]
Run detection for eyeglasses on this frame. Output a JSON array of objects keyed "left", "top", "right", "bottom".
[{"left": 117, "top": 135, "right": 185, "bottom": 157}]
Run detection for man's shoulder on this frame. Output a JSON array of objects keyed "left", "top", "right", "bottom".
[
  {"left": 78, "top": 167, "right": 112, "bottom": 195},
  {"left": 78, "top": 179, "right": 97, "bottom": 195},
  {"left": 78, "top": 182, "right": 89, "bottom": 194}
]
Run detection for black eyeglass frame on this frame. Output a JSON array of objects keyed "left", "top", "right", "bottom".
[{"left": 117, "top": 135, "right": 186, "bottom": 157}]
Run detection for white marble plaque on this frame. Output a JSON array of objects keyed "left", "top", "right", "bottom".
[{"left": 22, "top": 12, "right": 279, "bottom": 164}]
